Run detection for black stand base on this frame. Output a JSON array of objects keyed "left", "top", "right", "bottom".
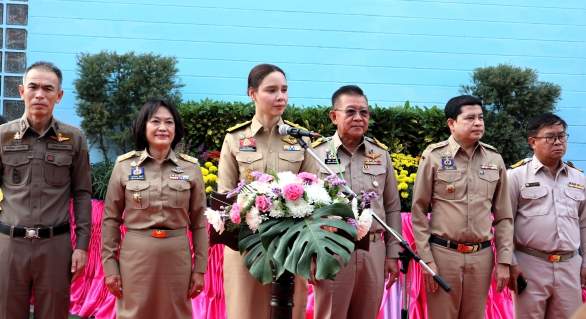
[{"left": 270, "top": 270, "right": 295, "bottom": 319}]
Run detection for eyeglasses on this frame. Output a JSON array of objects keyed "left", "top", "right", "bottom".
[
  {"left": 334, "top": 108, "right": 371, "bottom": 119},
  {"left": 532, "top": 134, "right": 569, "bottom": 144}
]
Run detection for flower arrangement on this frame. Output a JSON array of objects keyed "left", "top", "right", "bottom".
[
  {"left": 391, "top": 153, "right": 419, "bottom": 212},
  {"left": 205, "top": 170, "right": 376, "bottom": 284}
]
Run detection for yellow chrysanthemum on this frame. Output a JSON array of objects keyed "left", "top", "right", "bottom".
[
  {"left": 403, "top": 177, "right": 413, "bottom": 183},
  {"left": 205, "top": 162, "right": 213, "bottom": 168},
  {"left": 205, "top": 186, "right": 212, "bottom": 194},
  {"left": 410, "top": 173, "right": 417, "bottom": 179},
  {"left": 400, "top": 170, "right": 408, "bottom": 176},
  {"left": 207, "top": 174, "right": 218, "bottom": 183},
  {"left": 209, "top": 165, "right": 218, "bottom": 173},
  {"left": 203, "top": 176, "right": 209, "bottom": 183},
  {"left": 200, "top": 167, "right": 209, "bottom": 176},
  {"left": 398, "top": 182, "right": 409, "bottom": 190},
  {"left": 401, "top": 192, "right": 409, "bottom": 198}
]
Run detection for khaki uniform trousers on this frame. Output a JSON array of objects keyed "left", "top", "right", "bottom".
[
  {"left": 426, "top": 242, "right": 494, "bottom": 319},
  {"left": 313, "top": 239, "right": 386, "bottom": 319},
  {"left": 513, "top": 251, "right": 582, "bottom": 319},
  {"left": 0, "top": 233, "right": 72, "bottom": 319},
  {"left": 224, "top": 247, "right": 308, "bottom": 319}
]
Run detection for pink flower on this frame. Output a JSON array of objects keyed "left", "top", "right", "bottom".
[
  {"left": 255, "top": 195, "right": 271, "bottom": 212},
  {"left": 230, "top": 203, "right": 242, "bottom": 224},
  {"left": 258, "top": 174, "right": 274, "bottom": 183},
  {"left": 297, "top": 172, "right": 319, "bottom": 185},
  {"left": 283, "top": 184, "right": 304, "bottom": 201}
]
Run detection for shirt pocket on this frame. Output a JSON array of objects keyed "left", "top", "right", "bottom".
[
  {"left": 278, "top": 151, "right": 305, "bottom": 174},
  {"left": 319, "top": 164, "right": 345, "bottom": 180},
  {"left": 519, "top": 187, "right": 548, "bottom": 217},
  {"left": 362, "top": 165, "right": 386, "bottom": 193},
  {"left": 235, "top": 152, "right": 264, "bottom": 178},
  {"left": 44, "top": 153, "right": 73, "bottom": 186},
  {"left": 1, "top": 153, "right": 31, "bottom": 186},
  {"left": 435, "top": 171, "right": 463, "bottom": 200},
  {"left": 125, "top": 181, "right": 150, "bottom": 209},
  {"left": 564, "top": 188, "right": 584, "bottom": 219},
  {"left": 168, "top": 180, "right": 191, "bottom": 209},
  {"left": 478, "top": 172, "right": 500, "bottom": 199}
]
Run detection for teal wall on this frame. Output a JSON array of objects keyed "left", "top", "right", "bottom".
[{"left": 27, "top": 0, "right": 586, "bottom": 165}]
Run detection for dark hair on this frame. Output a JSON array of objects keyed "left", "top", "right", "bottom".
[
  {"left": 331, "top": 85, "right": 368, "bottom": 108},
  {"left": 526, "top": 113, "right": 567, "bottom": 138},
  {"left": 23, "top": 61, "right": 63, "bottom": 89},
  {"left": 0, "top": 115, "right": 7, "bottom": 125},
  {"left": 444, "top": 95, "right": 483, "bottom": 121},
  {"left": 132, "top": 98, "right": 185, "bottom": 150},
  {"left": 247, "top": 64, "right": 286, "bottom": 93}
]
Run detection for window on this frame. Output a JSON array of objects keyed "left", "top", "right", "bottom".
[{"left": 1, "top": 0, "right": 27, "bottom": 121}]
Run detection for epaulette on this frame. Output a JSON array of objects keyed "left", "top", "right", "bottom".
[
  {"left": 284, "top": 120, "right": 308, "bottom": 131},
  {"left": 312, "top": 137, "right": 326, "bottom": 148},
  {"left": 567, "top": 161, "right": 583, "bottom": 173},
  {"left": 117, "top": 150, "right": 139, "bottom": 162},
  {"left": 510, "top": 158, "right": 531, "bottom": 169},
  {"left": 373, "top": 137, "right": 388, "bottom": 151},
  {"left": 226, "top": 120, "right": 252, "bottom": 132},
  {"left": 425, "top": 141, "right": 449, "bottom": 152},
  {"left": 179, "top": 153, "right": 198, "bottom": 164},
  {"left": 480, "top": 141, "right": 499, "bottom": 153}
]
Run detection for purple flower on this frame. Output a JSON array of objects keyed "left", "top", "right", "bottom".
[
  {"left": 227, "top": 180, "right": 246, "bottom": 198},
  {"left": 348, "top": 218, "right": 358, "bottom": 229},
  {"left": 198, "top": 143, "right": 205, "bottom": 152},
  {"left": 271, "top": 187, "right": 282, "bottom": 197}
]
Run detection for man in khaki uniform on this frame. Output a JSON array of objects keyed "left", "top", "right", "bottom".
[
  {"left": 507, "top": 113, "right": 586, "bottom": 318},
  {"left": 218, "top": 117, "right": 316, "bottom": 319},
  {"left": 312, "top": 85, "right": 402, "bottom": 319},
  {"left": 411, "top": 95, "right": 513, "bottom": 319},
  {"left": 0, "top": 61, "right": 92, "bottom": 319}
]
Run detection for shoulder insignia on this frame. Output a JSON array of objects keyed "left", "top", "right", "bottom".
[
  {"left": 179, "top": 153, "right": 198, "bottom": 164},
  {"left": 510, "top": 158, "right": 531, "bottom": 169},
  {"left": 425, "top": 140, "right": 449, "bottom": 152},
  {"left": 567, "top": 161, "right": 583, "bottom": 173},
  {"left": 117, "top": 150, "right": 138, "bottom": 162},
  {"left": 373, "top": 137, "right": 388, "bottom": 151},
  {"left": 226, "top": 120, "right": 252, "bottom": 132},
  {"left": 312, "top": 137, "right": 330, "bottom": 148},
  {"left": 480, "top": 141, "right": 499, "bottom": 153},
  {"left": 283, "top": 120, "right": 308, "bottom": 131}
]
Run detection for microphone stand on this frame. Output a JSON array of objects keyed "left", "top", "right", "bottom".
[{"left": 296, "top": 136, "right": 451, "bottom": 319}]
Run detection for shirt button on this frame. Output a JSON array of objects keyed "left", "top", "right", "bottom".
[
  {"left": 155, "top": 174, "right": 159, "bottom": 177},
  {"left": 353, "top": 176, "right": 356, "bottom": 179},
  {"left": 34, "top": 183, "right": 38, "bottom": 187},
  {"left": 469, "top": 177, "right": 472, "bottom": 181},
  {"left": 556, "top": 199, "right": 559, "bottom": 202},
  {"left": 269, "top": 150, "right": 273, "bottom": 153},
  {"left": 247, "top": 159, "right": 251, "bottom": 163},
  {"left": 33, "top": 205, "right": 37, "bottom": 208}
]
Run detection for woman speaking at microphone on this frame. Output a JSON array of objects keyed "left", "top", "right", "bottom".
[{"left": 218, "top": 63, "right": 317, "bottom": 319}]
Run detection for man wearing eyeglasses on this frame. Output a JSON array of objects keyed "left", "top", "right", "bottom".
[
  {"left": 411, "top": 95, "right": 513, "bottom": 319},
  {"left": 507, "top": 113, "right": 585, "bottom": 319},
  {"left": 311, "top": 85, "right": 402, "bottom": 319}
]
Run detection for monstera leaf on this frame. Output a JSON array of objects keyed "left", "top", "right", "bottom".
[
  {"left": 238, "top": 227, "right": 282, "bottom": 284},
  {"left": 259, "top": 202, "right": 358, "bottom": 281}
]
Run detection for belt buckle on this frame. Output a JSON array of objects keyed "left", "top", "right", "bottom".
[
  {"left": 153, "top": 230, "right": 166, "bottom": 238},
  {"left": 549, "top": 254, "right": 561, "bottom": 262},
  {"left": 457, "top": 244, "right": 478, "bottom": 253},
  {"left": 25, "top": 228, "right": 40, "bottom": 239}
]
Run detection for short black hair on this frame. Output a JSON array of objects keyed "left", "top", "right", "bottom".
[
  {"left": 526, "top": 113, "right": 567, "bottom": 138},
  {"left": 444, "top": 95, "right": 482, "bottom": 121},
  {"left": 132, "top": 98, "right": 185, "bottom": 150},
  {"left": 0, "top": 115, "right": 7, "bottom": 125},
  {"left": 23, "top": 61, "right": 63, "bottom": 90},
  {"left": 331, "top": 85, "right": 368, "bottom": 109}
]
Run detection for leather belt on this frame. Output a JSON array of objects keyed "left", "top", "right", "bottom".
[
  {"left": 430, "top": 235, "right": 491, "bottom": 253},
  {"left": 515, "top": 244, "right": 576, "bottom": 263},
  {"left": 0, "top": 222, "right": 70, "bottom": 239},
  {"left": 369, "top": 232, "right": 382, "bottom": 243},
  {"left": 128, "top": 228, "right": 186, "bottom": 239}
]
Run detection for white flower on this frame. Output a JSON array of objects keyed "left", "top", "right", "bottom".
[
  {"left": 351, "top": 197, "right": 359, "bottom": 219},
  {"left": 237, "top": 193, "right": 254, "bottom": 207},
  {"left": 276, "top": 171, "right": 302, "bottom": 187},
  {"left": 356, "top": 208, "right": 374, "bottom": 240},
  {"left": 245, "top": 206, "right": 266, "bottom": 233},
  {"left": 285, "top": 198, "right": 314, "bottom": 218},
  {"left": 269, "top": 200, "right": 286, "bottom": 218},
  {"left": 204, "top": 209, "right": 225, "bottom": 234},
  {"left": 250, "top": 180, "right": 273, "bottom": 195},
  {"left": 305, "top": 184, "right": 332, "bottom": 206}
]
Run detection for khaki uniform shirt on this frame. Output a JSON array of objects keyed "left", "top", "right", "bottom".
[
  {"left": 411, "top": 135, "right": 513, "bottom": 264},
  {"left": 313, "top": 132, "right": 402, "bottom": 258},
  {"left": 102, "top": 149, "right": 208, "bottom": 276},
  {"left": 218, "top": 117, "right": 317, "bottom": 192},
  {"left": 507, "top": 156, "right": 586, "bottom": 267},
  {"left": 0, "top": 114, "right": 92, "bottom": 249}
]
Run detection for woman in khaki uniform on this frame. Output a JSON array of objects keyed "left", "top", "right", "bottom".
[
  {"left": 102, "top": 98, "right": 208, "bottom": 319},
  {"left": 218, "top": 64, "right": 317, "bottom": 319}
]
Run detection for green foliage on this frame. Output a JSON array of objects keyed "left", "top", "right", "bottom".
[
  {"left": 283, "top": 105, "right": 337, "bottom": 137},
  {"left": 460, "top": 63, "right": 561, "bottom": 165},
  {"left": 90, "top": 161, "right": 114, "bottom": 200},
  {"left": 74, "top": 50, "right": 184, "bottom": 164}
]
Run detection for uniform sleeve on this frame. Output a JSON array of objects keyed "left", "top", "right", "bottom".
[
  {"left": 101, "top": 160, "right": 125, "bottom": 277},
  {"left": 382, "top": 151, "right": 402, "bottom": 259},
  {"left": 190, "top": 161, "right": 209, "bottom": 273},
  {"left": 299, "top": 136, "right": 318, "bottom": 175},
  {"left": 579, "top": 173, "right": 586, "bottom": 268},
  {"left": 507, "top": 168, "right": 521, "bottom": 266},
  {"left": 218, "top": 133, "right": 239, "bottom": 193},
  {"left": 70, "top": 131, "right": 93, "bottom": 250},
  {"left": 410, "top": 150, "right": 435, "bottom": 263},
  {"left": 491, "top": 156, "right": 514, "bottom": 265}
]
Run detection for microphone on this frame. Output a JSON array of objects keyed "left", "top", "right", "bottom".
[{"left": 278, "top": 124, "right": 322, "bottom": 138}]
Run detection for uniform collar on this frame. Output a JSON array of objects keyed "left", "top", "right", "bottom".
[
  {"left": 530, "top": 155, "right": 567, "bottom": 176},
  {"left": 331, "top": 131, "right": 365, "bottom": 153},
  {"left": 137, "top": 148, "right": 178, "bottom": 166},
  {"left": 447, "top": 135, "right": 484, "bottom": 156},
  {"left": 250, "top": 117, "right": 284, "bottom": 137},
  {"left": 19, "top": 113, "right": 60, "bottom": 137}
]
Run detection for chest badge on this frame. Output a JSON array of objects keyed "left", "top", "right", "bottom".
[
  {"left": 324, "top": 149, "right": 339, "bottom": 165},
  {"left": 364, "top": 150, "right": 382, "bottom": 165},
  {"left": 480, "top": 164, "right": 498, "bottom": 170},
  {"left": 239, "top": 137, "right": 257, "bottom": 152},
  {"left": 446, "top": 184, "right": 455, "bottom": 193},
  {"left": 441, "top": 158, "right": 457, "bottom": 170},
  {"left": 13, "top": 131, "right": 22, "bottom": 140},
  {"left": 12, "top": 168, "right": 20, "bottom": 184},
  {"left": 132, "top": 192, "right": 141, "bottom": 203},
  {"left": 129, "top": 167, "right": 146, "bottom": 181},
  {"left": 568, "top": 182, "right": 584, "bottom": 189},
  {"left": 525, "top": 182, "right": 540, "bottom": 187},
  {"left": 50, "top": 133, "right": 70, "bottom": 142},
  {"left": 172, "top": 166, "right": 184, "bottom": 174}
]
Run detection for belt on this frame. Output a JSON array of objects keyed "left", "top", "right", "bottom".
[
  {"left": 515, "top": 244, "right": 576, "bottom": 262},
  {"left": 0, "top": 222, "right": 70, "bottom": 239},
  {"left": 430, "top": 235, "right": 491, "bottom": 253},
  {"left": 369, "top": 232, "right": 382, "bottom": 243},
  {"left": 127, "top": 228, "right": 186, "bottom": 239}
]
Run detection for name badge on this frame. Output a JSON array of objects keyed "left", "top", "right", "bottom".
[
  {"left": 48, "top": 143, "right": 73, "bottom": 150},
  {"left": 2, "top": 145, "right": 29, "bottom": 151},
  {"left": 129, "top": 167, "right": 145, "bottom": 180},
  {"left": 525, "top": 182, "right": 540, "bottom": 187}
]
